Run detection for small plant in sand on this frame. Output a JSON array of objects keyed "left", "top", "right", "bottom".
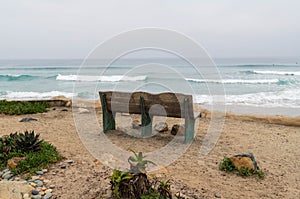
[
  {"left": 0, "top": 130, "right": 61, "bottom": 174},
  {"left": 110, "top": 150, "right": 174, "bottom": 199},
  {"left": 219, "top": 156, "right": 265, "bottom": 179}
]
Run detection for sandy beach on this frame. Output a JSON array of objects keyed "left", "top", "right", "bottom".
[{"left": 0, "top": 102, "right": 299, "bottom": 199}]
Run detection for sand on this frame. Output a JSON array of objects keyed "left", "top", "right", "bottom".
[{"left": 0, "top": 104, "right": 300, "bottom": 199}]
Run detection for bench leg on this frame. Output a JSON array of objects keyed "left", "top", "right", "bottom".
[
  {"left": 185, "top": 117, "right": 195, "bottom": 143},
  {"left": 184, "top": 98, "right": 195, "bottom": 143},
  {"left": 100, "top": 93, "right": 116, "bottom": 133},
  {"left": 140, "top": 96, "right": 152, "bottom": 137}
]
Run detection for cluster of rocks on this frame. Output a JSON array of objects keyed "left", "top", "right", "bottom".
[
  {"left": 0, "top": 168, "right": 56, "bottom": 199},
  {"left": 132, "top": 120, "right": 185, "bottom": 136}
]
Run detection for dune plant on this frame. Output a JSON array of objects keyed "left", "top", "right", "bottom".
[
  {"left": 0, "top": 100, "right": 49, "bottom": 115},
  {"left": 219, "top": 156, "right": 265, "bottom": 179}
]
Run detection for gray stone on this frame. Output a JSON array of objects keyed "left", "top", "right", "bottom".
[
  {"left": 154, "top": 122, "right": 168, "bottom": 132},
  {"left": 43, "top": 193, "right": 52, "bottom": 199},
  {"left": 3, "top": 174, "right": 14, "bottom": 180},
  {"left": 49, "top": 185, "right": 55, "bottom": 189},
  {"left": 19, "top": 117, "right": 37, "bottom": 122},
  {"left": 1, "top": 168, "right": 10, "bottom": 174},
  {"left": 215, "top": 193, "right": 221, "bottom": 198},
  {"left": 32, "top": 195, "right": 42, "bottom": 199},
  {"left": 66, "top": 160, "right": 73, "bottom": 164},
  {"left": 2, "top": 171, "right": 11, "bottom": 178},
  {"left": 60, "top": 164, "right": 66, "bottom": 169},
  {"left": 131, "top": 120, "right": 141, "bottom": 129},
  {"left": 34, "top": 180, "right": 43, "bottom": 187},
  {"left": 36, "top": 171, "right": 44, "bottom": 175},
  {"left": 32, "top": 190, "right": 39, "bottom": 195}
]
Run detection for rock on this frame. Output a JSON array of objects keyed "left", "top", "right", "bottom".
[
  {"left": 23, "top": 193, "right": 30, "bottom": 199},
  {"left": 0, "top": 181, "right": 33, "bottom": 199},
  {"left": 4, "top": 173, "right": 14, "bottom": 180},
  {"left": 14, "top": 177, "right": 20, "bottom": 181},
  {"left": 60, "top": 109, "right": 68, "bottom": 112},
  {"left": 78, "top": 108, "right": 90, "bottom": 114},
  {"left": 19, "top": 117, "right": 37, "bottom": 122},
  {"left": 1, "top": 168, "right": 10, "bottom": 174},
  {"left": 31, "top": 176, "right": 40, "bottom": 180},
  {"left": 43, "top": 179, "right": 50, "bottom": 184},
  {"left": 215, "top": 193, "right": 221, "bottom": 198},
  {"left": 45, "top": 189, "right": 52, "bottom": 193},
  {"left": 43, "top": 192, "right": 52, "bottom": 199},
  {"left": 7, "top": 157, "right": 25, "bottom": 169},
  {"left": 154, "top": 122, "right": 168, "bottom": 132},
  {"left": 32, "top": 190, "right": 39, "bottom": 195},
  {"left": 131, "top": 120, "right": 141, "bottom": 129},
  {"left": 32, "top": 195, "right": 42, "bottom": 199},
  {"left": 36, "top": 171, "right": 44, "bottom": 175},
  {"left": 60, "top": 164, "right": 66, "bottom": 169},
  {"left": 66, "top": 160, "right": 73, "bottom": 164},
  {"left": 35, "top": 180, "right": 43, "bottom": 187},
  {"left": 51, "top": 95, "right": 72, "bottom": 107},
  {"left": 2, "top": 171, "right": 11, "bottom": 178},
  {"left": 49, "top": 185, "right": 55, "bottom": 189},
  {"left": 171, "top": 124, "right": 185, "bottom": 136},
  {"left": 30, "top": 182, "right": 37, "bottom": 187},
  {"left": 42, "top": 169, "right": 48, "bottom": 173},
  {"left": 229, "top": 153, "right": 258, "bottom": 171}
]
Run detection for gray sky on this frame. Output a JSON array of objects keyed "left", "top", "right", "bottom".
[{"left": 0, "top": 0, "right": 299, "bottom": 59}]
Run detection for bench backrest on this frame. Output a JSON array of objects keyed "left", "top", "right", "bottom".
[{"left": 99, "top": 91, "right": 194, "bottom": 118}]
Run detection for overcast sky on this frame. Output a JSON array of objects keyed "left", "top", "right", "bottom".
[{"left": 0, "top": 0, "right": 300, "bottom": 59}]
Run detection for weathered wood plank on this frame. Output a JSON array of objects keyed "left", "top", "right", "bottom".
[{"left": 99, "top": 91, "right": 194, "bottom": 118}]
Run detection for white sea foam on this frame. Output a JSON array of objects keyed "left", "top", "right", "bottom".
[
  {"left": 252, "top": 70, "right": 300, "bottom": 76},
  {"left": 0, "top": 91, "right": 76, "bottom": 100},
  {"left": 186, "top": 78, "right": 279, "bottom": 84},
  {"left": 194, "top": 89, "right": 300, "bottom": 108},
  {"left": 56, "top": 74, "right": 147, "bottom": 82}
]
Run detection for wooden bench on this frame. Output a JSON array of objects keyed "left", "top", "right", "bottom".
[{"left": 99, "top": 91, "right": 201, "bottom": 142}]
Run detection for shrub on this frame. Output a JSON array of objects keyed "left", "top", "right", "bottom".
[
  {"left": 0, "top": 100, "right": 49, "bottom": 115},
  {"left": 219, "top": 156, "right": 265, "bottom": 179}
]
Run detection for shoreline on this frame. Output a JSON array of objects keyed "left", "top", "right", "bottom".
[{"left": 3, "top": 96, "right": 300, "bottom": 127}]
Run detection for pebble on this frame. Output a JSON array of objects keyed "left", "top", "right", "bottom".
[
  {"left": 2, "top": 171, "right": 11, "bottom": 178},
  {"left": 42, "top": 186, "right": 47, "bottom": 191},
  {"left": 60, "top": 164, "right": 66, "bottom": 169},
  {"left": 36, "top": 171, "right": 44, "bottom": 175},
  {"left": 32, "top": 195, "right": 42, "bottom": 199},
  {"left": 30, "top": 182, "right": 37, "bottom": 187},
  {"left": 45, "top": 189, "right": 53, "bottom": 193},
  {"left": 43, "top": 179, "right": 50, "bottom": 184},
  {"left": 43, "top": 193, "right": 52, "bottom": 199},
  {"left": 23, "top": 193, "right": 30, "bottom": 199},
  {"left": 215, "top": 193, "right": 221, "bottom": 198},
  {"left": 14, "top": 177, "right": 20, "bottom": 181},
  {"left": 66, "top": 160, "right": 73, "bottom": 164},
  {"left": 35, "top": 180, "right": 44, "bottom": 187},
  {"left": 3, "top": 174, "right": 14, "bottom": 180},
  {"left": 42, "top": 169, "right": 48, "bottom": 173},
  {"left": 49, "top": 184, "right": 55, "bottom": 189},
  {"left": 32, "top": 176, "right": 40, "bottom": 180},
  {"left": 1, "top": 168, "right": 10, "bottom": 174},
  {"left": 32, "top": 190, "right": 39, "bottom": 195}
]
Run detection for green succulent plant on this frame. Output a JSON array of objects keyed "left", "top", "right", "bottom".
[
  {"left": 128, "top": 150, "right": 156, "bottom": 174},
  {"left": 15, "top": 130, "right": 42, "bottom": 152}
]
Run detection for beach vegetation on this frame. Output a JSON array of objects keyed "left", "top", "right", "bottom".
[
  {"left": 0, "top": 130, "right": 61, "bottom": 174},
  {"left": 0, "top": 100, "right": 49, "bottom": 115},
  {"left": 110, "top": 150, "right": 172, "bottom": 199},
  {"left": 219, "top": 156, "right": 265, "bottom": 179}
]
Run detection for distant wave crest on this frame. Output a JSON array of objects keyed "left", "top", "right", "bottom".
[
  {"left": 186, "top": 78, "right": 281, "bottom": 84},
  {"left": 56, "top": 74, "right": 147, "bottom": 82},
  {"left": 0, "top": 91, "right": 76, "bottom": 100},
  {"left": 243, "top": 70, "right": 300, "bottom": 76}
]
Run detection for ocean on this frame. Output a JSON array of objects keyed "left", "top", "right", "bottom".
[{"left": 0, "top": 58, "right": 299, "bottom": 116}]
